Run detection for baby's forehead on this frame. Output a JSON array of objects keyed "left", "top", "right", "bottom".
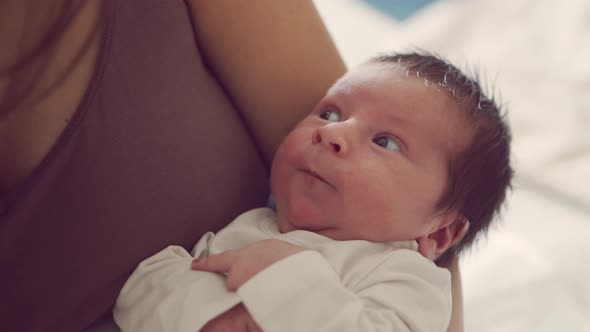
[
  {"left": 326, "top": 63, "right": 451, "bottom": 109},
  {"left": 327, "top": 63, "right": 406, "bottom": 95}
]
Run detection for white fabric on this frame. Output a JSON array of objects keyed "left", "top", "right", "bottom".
[{"left": 114, "top": 208, "right": 451, "bottom": 332}]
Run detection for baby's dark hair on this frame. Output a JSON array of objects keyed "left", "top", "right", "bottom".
[{"left": 369, "top": 52, "right": 513, "bottom": 266}]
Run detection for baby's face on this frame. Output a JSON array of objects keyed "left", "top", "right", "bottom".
[{"left": 270, "top": 63, "right": 471, "bottom": 242}]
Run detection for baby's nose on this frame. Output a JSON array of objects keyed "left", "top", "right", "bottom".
[
  {"left": 330, "top": 142, "right": 341, "bottom": 152},
  {"left": 312, "top": 127, "right": 347, "bottom": 154}
]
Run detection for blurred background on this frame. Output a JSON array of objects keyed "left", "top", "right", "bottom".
[{"left": 313, "top": 0, "right": 590, "bottom": 331}]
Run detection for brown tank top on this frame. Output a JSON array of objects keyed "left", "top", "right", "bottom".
[{"left": 0, "top": 1, "right": 269, "bottom": 331}]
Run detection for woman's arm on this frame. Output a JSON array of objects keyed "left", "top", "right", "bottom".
[
  {"left": 185, "top": 0, "right": 346, "bottom": 164},
  {"left": 446, "top": 256, "right": 464, "bottom": 332}
]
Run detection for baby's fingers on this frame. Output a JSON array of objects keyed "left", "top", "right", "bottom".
[{"left": 191, "top": 250, "right": 238, "bottom": 274}]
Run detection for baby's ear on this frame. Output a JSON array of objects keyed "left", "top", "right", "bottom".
[{"left": 417, "top": 213, "right": 469, "bottom": 261}]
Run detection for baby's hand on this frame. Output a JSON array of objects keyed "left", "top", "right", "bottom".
[
  {"left": 191, "top": 239, "right": 305, "bottom": 290},
  {"left": 201, "top": 304, "right": 262, "bottom": 332}
]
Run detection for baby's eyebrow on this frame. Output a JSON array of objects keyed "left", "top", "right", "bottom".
[
  {"left": 380, "top": 106, "right": 411, "bottom": 127},
  {"left": 379, "top": 109, "right": 415, "bottom": 148},
  {"left": 386, "top": 108, "right": 405, "bottom": 121}
]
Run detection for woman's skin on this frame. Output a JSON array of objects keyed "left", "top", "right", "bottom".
[
  {"left": 447, "top": 256, "right": 464, "bottom": 332},
  {"left": 0, "top": 0, "right": 464, "bottom": 330}
]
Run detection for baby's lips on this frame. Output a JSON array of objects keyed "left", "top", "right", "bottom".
[{"left": 306, "top": 168, "right": 337, "bottom": 190}]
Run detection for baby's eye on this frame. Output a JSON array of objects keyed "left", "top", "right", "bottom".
[
  {"left": 319, "top": 109, "right": 341, "bottom": 122},
  {"left": 373, "top": 136, "right": 400, "bottom": 151}
]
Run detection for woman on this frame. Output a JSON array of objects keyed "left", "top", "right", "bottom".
[{"left": 0, "top": 1, "right": 463, "bottom": 331}]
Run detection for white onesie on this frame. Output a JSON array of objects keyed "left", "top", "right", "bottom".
[{"left": 114, "top": 208, "right": 451, "bottom": 332}]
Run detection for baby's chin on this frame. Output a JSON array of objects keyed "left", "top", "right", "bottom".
[
  {"left": 275, "top": 207, "right": 330, "bottom": 234},
  {"left": 275, "top": 216, "right": 299, "bottom": 233}
]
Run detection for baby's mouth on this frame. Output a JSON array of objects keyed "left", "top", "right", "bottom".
[{"left": 301, "top": 168, "right": 336, "bottom": 189}]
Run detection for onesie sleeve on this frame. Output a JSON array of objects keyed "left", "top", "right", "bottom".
[
  {"left": 237, "top": 250, "right": 451, "bottom": 332},
  {"left": 113, "top": 239, "right": 241, "bottom": 332}
]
